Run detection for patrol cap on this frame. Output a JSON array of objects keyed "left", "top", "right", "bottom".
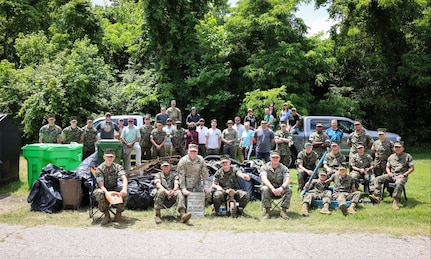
[
  {"left": 104, "top": 149, "right": 115, "bottom": 156},
  {"left": 338, "top": 166, "right": 347, "bottom": 172},
  {"left": 318, "top": 170, "right": 327, "bottom": 176},
  {"left": 394, "top": 141, "right": 404, "bottom": 147},
  {"left": 48, "top": 114, "right": 56, "bottom": 119},
  {"left": 356, "top": 143, "right": 364, "bottom": 149},
  {"left": 144, "top": 114, "right": 151, "bottom": 119},
  {"left": 330, "top": 141, "right": 338, "bottom": 146},
  {"left": 220, "top": 154, "right": 230, "bottom": 162},
  {"left": 270, "top": 150, "right": 280, "bottom": 157},
  {"left": 316, "top": 122, "right": 323, "bottom": 127},
  {"left": 70, "top": 116, "right": 77, "bottom": 122},
  {"left": 188, "top": 144, "right": 198, "bottom": 151},
  {"left": 160, "top": 161, "right": 170, "bottom": 167},
  {"left": 354, "top": 120, "right": 361, "bottom": 125},
  {"left": 377, "top": 128, "right": 386, "bottom": 134},
  {"left": 304, "top": 142, "right": 312, "bottom": 148}
]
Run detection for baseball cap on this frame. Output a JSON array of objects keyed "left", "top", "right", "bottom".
[
  {"left": 70, "top": 116, "right": 77, "bottom": 122},
  {"left": 270, "top": 150, "right": 280, "bottom": 157},
  {"left": 377, "top": 128, "right": 386, "bottom": 134},
  {"left": 316, "top": 122, "right": 323, "bottom": 127},
  {"left": 291, "top": 107, "right": 297, "bottom": 111},
  {"left": 144, "top": 114, "right": 151, "bottom": 119},
  {"left": 199, "top": 118, "right": 205, "bottom": 122},
  {"left": 356, "top": 143, "right": 364, "bottom": 149},
  {"left": 247, "top": 108, "right": 253, "bottom": 112},
  {"left": 318, "top": 170, "right": 327, "bottom": 176},
  {"left": 160, "top": 161, "right": 170, "bottom": 167},
  {"left": 105, "top": 112, "right": 111, "bottom": 117},
  {"left": 330, "top": 141, "right": 338, "bottom": 147},
  {"left": 338, "top": 166, "right": 347, "bottom": 172},
  {"left": 394, "top": 141, "right": 404, "bottom": 147},
  {"left": 191, "top": 107, "right": 196, "bottom": 110},
  {"left": 166, "top": 118, "right": 172, "bottom": 122},
  {"left": 175, "top": 120, "right": 182, "bottom": 124},
  {"left": 304, "top": 142, "right": 312, "bottom": 148},
  {"left": 188, "top": 144, "right": 198, "bottom": 151},
  {"left": 104, "top": 149, "right": 115, "bottom": 156},
  {"left": 226, "top": 120, "right": 234, "bottom": 125},
  {"left": 354, "top": 120, "right": 361, "bottom": 125},
  {"left": 128, "top": 117, "right": 134, "bottom": 122},
  {"left": 48, "top": 114, "right": 55, "bottom": 119},
  {"left": 220, "top": 154, "right": 230, "bottom": 162}
]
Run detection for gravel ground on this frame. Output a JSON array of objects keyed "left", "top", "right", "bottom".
[{"left": 0, "top": 224, "right": 429, "bottom": 259}]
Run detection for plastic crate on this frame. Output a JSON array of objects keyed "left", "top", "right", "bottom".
[{"left": 96, "top": 139, "right": 123, "bottom": 165}]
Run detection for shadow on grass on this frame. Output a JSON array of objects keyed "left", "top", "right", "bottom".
[{"left": 0, "top": 179, "right": 25, "bottom": 194}]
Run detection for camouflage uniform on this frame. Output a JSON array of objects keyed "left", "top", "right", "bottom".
[
  {"left": 323, "top": 151, "right": 346, "bottom": 175},
  {"left": 371, "top": 152, "right": 414, "bottom": 200},
  {"left": 212, "top": 167, "right": 250, "bottom": 211},
  {"left": 150, "top": 128, "right": 167, "bottom": 159},
  {"left": 171, "top": 127, "right": 186, "bottom": 156},
  {"left": 296, "top": 150, "right": 319, "bottom": 190},
  {"left": 302, "top": 179, "right": 332, "bottom": 205},
  {"left": 153, "top": 171, "right": 186, "bottom": 211},
  {"left": 82, "top": 125, "right": 98, "bottom": 159},
  {"left": 93, "top": 162, "right": 128, "bottom": 213},
  {"left": 329, "top": 173, "right": 360, "bottom": 207},
  {"left": 178, "top": 154, "right": 209, "bottom": 192},
  {"left": 371, "top": 139, "right": 394, "bottom": 176},
  {"left": 61, "top": 126, "right": 83, "bottom": 144},
  {"left": 166, "top": 107, "right": 182, "bottom": 122},
  {"left": 347, "top": 131, "right": 373, "bottom": 162},
  {"left": 259, "top": 162, "right": 292, "bottom": 209},
  {"left": 350, "top": 152, "right": 374, "bottom": 188},
  {"left": 309, "top": 131, "right": 329, "bottom": 158},
  {"left": 275, "top": 129, "right": 292, "bottom": 167},
  {"left": 39, "top": 124, "right": 62, "bottom": 143},
  {"left": 139, "top": 125, "right": 153, "bottom": 160}
]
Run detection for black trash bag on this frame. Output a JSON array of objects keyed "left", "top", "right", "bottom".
[
  {"left": 125, "top": 176, "right": 155, "bottom": 210},
  {"left": 27, "top": 164, "right": 64, "bottom": 213},
  {"left": 75, "top": 152, "right": 98, "bottom": 206}
]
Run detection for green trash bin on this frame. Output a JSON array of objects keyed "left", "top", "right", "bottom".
[
  {"left": 22, "top": 144, "right": 51, "bottom": 188},
  {"left": 22, "top": 143, "right": 83, "bottom": 188},
  {"left": 96, "top": 139, "right": 122, "bottom": 165}
]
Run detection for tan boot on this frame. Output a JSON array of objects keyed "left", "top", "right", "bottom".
[
  {"left": 263, "top": 208, "right": 272, "bottom": 219},
  {"left": 339, "top": 204, "right": 348, "bottom": 216},
  {"left": 155, "top": 209, "right": 162, "bottom": 224},
  {"left": 101, "top": 211, "right": 111, "bottom": 225},
  {"left": 369, "top": 194, "right": 381, "bottom": 204},
  {"left": 392, "top": 198, "right": 400, "bottom": 210},
  {"left": 319, "top": 203, "right": 331, "bottom": 215},
  {"left": 301, "top": 203, "right": 309, "bottom": 217},
  {"left": 180, "top": 209, "right": 191, "bottom": 223},
  {"left": 347, "top": 203, "right": 357, "bottom": 214},
  {"left": 114, "top": 212, "right": 130, "bottom": 223},
  {"left": 280, "top": 208, "right": 290, "bottom": 220}
]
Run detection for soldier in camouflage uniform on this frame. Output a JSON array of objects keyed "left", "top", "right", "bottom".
[
  {"left": 327, "top": 166, "right": 360, "bottom": 216},
  {"left": 296, "top": 142, "right": 319, "bottom": 191},
  {"left": 323, "top": 141, "right": 346, "bottom": 177},
  {"left": 150, "top": 122, "right": 167, "bottom": 159},
  {"left": 171, "top": 121, "right": 186, "bottom": 156},
  {"left": 347, "top": 120, "right": 373, "bottom": 164},
  {"left": 371, "top": 128, "right": 394, "bottom": 177},
  {"left": 178, "top": 144, "right": 211, "bottom": 202},
  {"left": 38, "top": 114, "right": 62, "bottom": 143},
  {"left": 309, "top": 122, "right": 330, "bottom": 159},
  {"left": 369, "top": 141, "right": 414, "bottom": 210},
  {"left": 274, "top": 123, "right": 293, "bottom": 167},
  {"left": 61, "top": 117, "right": 83, "bottom": 144},
  {"left": 350, "top": 143, "right": 374, "bottom": 190},
  {"left": 154, "top": 161, "right": 191, "bottom": 224},
  {"left": 93, "top": 149, "right": 129, "bottom": 225},
  {"left": 260, "top": 151, "right": 292, "bottom": 219},
  {"left": 212, "top": 154, "right": 250, "bottom": 216},
  {"left": 301, "top": 171, "right": 332, "bottom": 216},
  {"left": 139, "top": 115, "right": 153, "bottom": 160},
  {"left": 82, "top": 117, "right": 98, "bottom": 160},
  {"left": 166, "top": 100, "right": 182, "bottom": 122}
]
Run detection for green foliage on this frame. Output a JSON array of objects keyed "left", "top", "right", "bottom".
[{"left": 14, "top": 32, "right": 54, "bottom": 67}]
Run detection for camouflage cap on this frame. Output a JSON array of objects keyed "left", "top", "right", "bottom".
[
  {"left": 304, "top": 141, "right": 312, "bottom": 148},
  {"left": 316, "top": 122, "right": 324, "bottom": 127},
  {"left": 104, "top": 149, "right": 115, "bottom": 156},
  {"left": 188, "top": 144, "right": 198, "bottom": 151},
  {"left": 160, "top": 160, "right": 170, "bottom": 167},
  {"left": 394, "top": 141, "right": 404, "bottom": 147},
  {"left": 318, "top": 170, "right": 327, "bottom": 176},
  {"left": 220, "top": 154, "right": 230, "bottom": 162},
  {"left": 356, "top": 143, "right": 364, "bottom": 149},
  {"left": 330, "top": 141, "right": 338, "bottom": 146},
  {"left": 270, "top": 150, "right": 280, "bottom": 157},
  {"left": 377, "top": 128, "right": 386, "bottom": 134}
]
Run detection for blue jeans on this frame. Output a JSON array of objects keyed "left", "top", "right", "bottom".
[{"left": 256, "top": 152, "right": 270, "bottom": 162}]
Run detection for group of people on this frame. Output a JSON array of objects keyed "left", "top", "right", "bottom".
[{"left": 39, "top": 101, "right": 414, "bottom": 224}]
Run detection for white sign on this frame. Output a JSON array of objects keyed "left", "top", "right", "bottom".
[{"left": 187, "top": 192, "right": 205, "bottom": 218}]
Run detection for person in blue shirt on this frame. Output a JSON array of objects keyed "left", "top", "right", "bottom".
[{"left": 325, "top": 119, "right": 344, "bottom": 144}]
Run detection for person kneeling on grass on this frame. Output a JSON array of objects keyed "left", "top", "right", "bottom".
[
  {"left": 94, "top": 149, "right": 130, "bottom": 225},
  {"left": 212, "top": 154, "right": 251, "bottom": 216},
  {"left": 326, "top": 166, "right": 360, "bottom": 216},
  {"left": 153, "top": 161, "right": 191, "bottom": 224},
  {"left": 301, "top": 170, "right": 332, "bottom": 216}
]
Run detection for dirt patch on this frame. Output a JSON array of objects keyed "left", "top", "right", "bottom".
[{"left": 0, "top": 194, "right": 27, "bottom": 215}]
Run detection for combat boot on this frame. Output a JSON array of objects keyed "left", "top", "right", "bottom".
[
  {"left": 114, "top": 212, "right": 130, "bottom": 223},
  {"left": 339, "top": 204, "right": 348, "bottom": 216},
  {"left": 347, "top": 203, "right": 357, "bottom": 214},
  {"left": 301, "top": 203, "right": 309, "bottom": 217},
  {"left": 263, "top": 208, "right": 272, "bottom": 219},
  {"left": 155, "top": 209, "right": 162, "bottom": 224},
  {"left": 180, "top": 209, "right": 191, "bottom": 223},
  {"left": 101, "top": 211, "right": 111, "bottom": 225},
  {"left": 280, "top": 208, "right": 290, "bottom": 220},
  {"left": 392, "top": 198, "right": 400, "bottom": 210},
  {"left": 369, "top": 194, "right": 381, "bottom": 204},
  {"left": 319, "top": 203, "right": 331, "bottom": 215}
]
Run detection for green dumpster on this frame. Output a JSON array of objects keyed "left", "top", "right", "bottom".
[
  {"left": 22, "top": 143, "right": 83, "bottom": 188},
  {"left": 96, "top": 139, "right": 122, "bottom": 165}
]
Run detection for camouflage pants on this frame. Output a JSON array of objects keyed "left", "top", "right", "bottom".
[
  {"left": 350, "top": 170, "right": 371, "bottom": 188},
  {"left": 212, "top": 189, "right": 250, "bottom": 211},
  {"left": 373, "top": 162, "right": 386, "bottom": 177},
  {"left": 141, "top": 146, "right": 151, "bottom": 160},
  {"left": 280, "top": 154, "right": 291, "bottom": 168},
  {"left": 93, "top": 188, "right": 128, "bottom": 213},
  {"left": 332, "top": 191, "right": 360, "bottom": 206},
  {"left": 151, "top": 146, "right": 166, "bottom": 159},
  {"left": 302, "top": 190, "right": 332, "bottom": 205},
  {"left": 297, "top": 169, "right": 317, "bottom": 191},
  {"left": 261, "top": 185, "right": 292, "bottom": 209},
  {"left": 153, "top": 189, "right": 186, "bottom": 211},
  {"left": 371, "top": 174, "right": 408, "bottom": 200}
]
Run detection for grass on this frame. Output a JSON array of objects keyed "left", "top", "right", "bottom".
[{"left": 0, "top": 150, "right": 430, "bottom": 237}]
